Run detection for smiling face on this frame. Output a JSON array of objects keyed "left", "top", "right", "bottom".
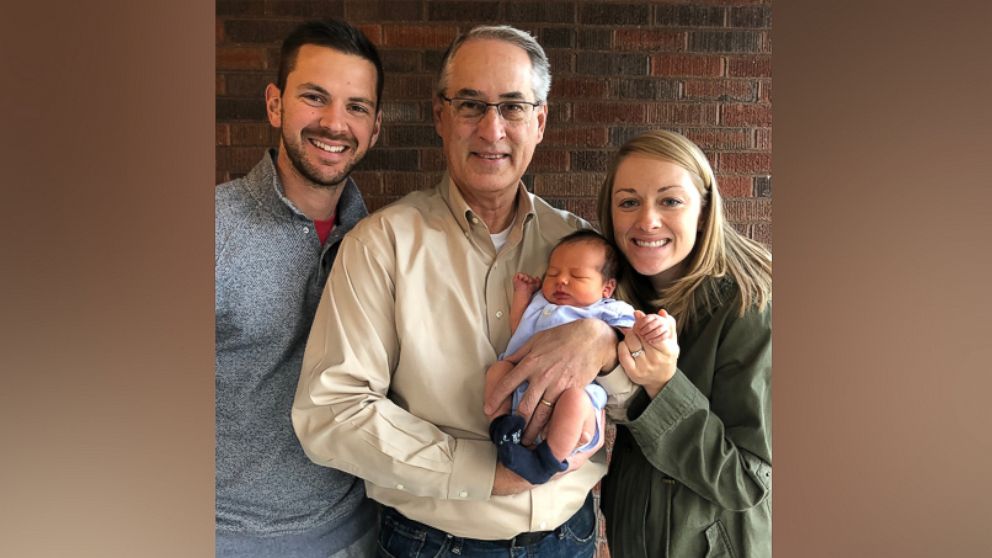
[
  {"left": 266, "top": 45, "right": 381, "bottom": 190},
  {"left": 540, "top": 241, "right": 617, "bottom": 307},
  {"left": 611, "top": 155, "right": 705, "bottom": 287},
  {"left": 433, "top": 39, "right": 547, "bottom": 203}
]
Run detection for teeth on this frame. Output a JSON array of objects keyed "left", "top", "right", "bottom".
[
  {"left": 477, "top": 153, "right": 505, "bottom": 160},
  {"left": 311, "top": 139, "right": 346, "bottom": 153},
  {"left": 634, "top": 239, "right": 669, "bottom": 248}
]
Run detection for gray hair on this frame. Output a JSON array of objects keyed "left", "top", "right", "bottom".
[{"left": 435, "top": 25, "right": 551, "bottom": 102}]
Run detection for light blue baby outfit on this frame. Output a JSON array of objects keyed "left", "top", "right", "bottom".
[{"left": 500, "top": 293, "right": 635, "bottom": 453}]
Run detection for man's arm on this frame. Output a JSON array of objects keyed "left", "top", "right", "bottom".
[
  {"left": 292, "top": 234, "right": 500, "bottom": 500},
  {"left": 484, "top": 318, "right": 622, "bottom": 445}
]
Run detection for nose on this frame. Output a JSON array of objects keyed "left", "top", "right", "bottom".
[
  {"left": 318, "top": 102, "right": 349, "bottom": 133},
  {"left": 636, "top": 206, "right": 662, "bottom": 231},
  {"left": 475, "top": 106, "right": 507, "bottom": 144}
]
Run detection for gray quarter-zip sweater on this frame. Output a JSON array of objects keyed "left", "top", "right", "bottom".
[{"left": 215, "top": 150, "right": 372, "bottom": 541}]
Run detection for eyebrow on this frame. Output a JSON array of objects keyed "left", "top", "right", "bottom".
[
  {"left": 297, "top": 82, "right": 375, "bottom": 107},
  {"left": 613, "top": 184, "right": 686, "bottom": 195},
  {"left": 452, "top": 88, "right": 527, "bottom": 100}
]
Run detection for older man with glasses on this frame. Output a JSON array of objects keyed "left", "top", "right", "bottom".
[{"left": 292, "top": 25, "right": 634, "bottom": 557}]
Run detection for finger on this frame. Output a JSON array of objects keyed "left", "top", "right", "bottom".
[
  {"left": 484, "top": 340, "right": 537, "bottom": 415},
  {"left": 507, "top": 361, "right": 554, "bottom": 416},
  {"left": 622, "top": 332, "right": 642, "bottom": 351},
  {"left": 484, "top": 394, "right": 511, "bottom": 420},
  {"left": 501, "top": 335, "right": 534, "bottom": 366},
  {"left": 638, "top": 321, "right": 665, "bottom": 340},
  {"left": 617, "top": 341, "right": 636, "bottom": 374},
  {"left": 521, "top": 395, "right": 555, "bottom": 446},
  {"left": 521, "top": 378, "right": 565, "bottom": 445},
  {"left": 632, "top": 311, "right": 649, "bottom": 329}
]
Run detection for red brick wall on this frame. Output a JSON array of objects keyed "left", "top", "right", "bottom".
[{"left": 217, "top": 0, "right": 772, "bottom": 246}]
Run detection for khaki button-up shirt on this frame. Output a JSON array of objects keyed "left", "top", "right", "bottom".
[{"left": 293, "top": 174, "right": 635, "bottom": 539}]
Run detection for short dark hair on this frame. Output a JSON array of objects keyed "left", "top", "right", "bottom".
[
  {"left": 552, "top": 230, "right": 621, "bottom": 282},
  {"left": 276, "top": 20, "right": 384, "bottom": 113}
]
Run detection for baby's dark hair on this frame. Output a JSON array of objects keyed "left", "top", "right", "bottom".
[{"left": 552, "top": 230, "right": 621, "bottom": 281}]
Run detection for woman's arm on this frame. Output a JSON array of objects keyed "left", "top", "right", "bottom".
[{"left": 623, "top": 303, "right": 772, "bottom": 511}]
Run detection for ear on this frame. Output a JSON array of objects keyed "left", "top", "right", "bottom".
[
  {"left": 602, "top": 278, "right": 617, "bottom": 298},
  {"left": 369, "top": 109, "right": 383, "bottom": 149},
  {"left": 534, "top": 103, "right": 548, "bottom": 144},
  {"left": 264, "top": 83, "right": 282, "bottom": 128},
  {"left": 433, "top": 95, "right": 446, "bottom": 135}
]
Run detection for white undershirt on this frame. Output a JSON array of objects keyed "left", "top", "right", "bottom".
[{"left": 490, "top": 225, "right": 512, "bottom": 253}]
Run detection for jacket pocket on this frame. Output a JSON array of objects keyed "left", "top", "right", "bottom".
[{"left": 704, "top": 520, "right": 738, "bottom": 558}]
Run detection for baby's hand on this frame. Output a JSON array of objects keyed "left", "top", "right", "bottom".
[
  {"left": 513, "top": 272, "right": 542, "bottom": 296},
  {"left": 635, "top": 310, "right": 678, "bottom": 357},
  {"left": 619, "top": 309, "right": 680, "bottom": 397}
]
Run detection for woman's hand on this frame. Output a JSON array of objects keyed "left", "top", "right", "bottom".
[{"left": 618, "top": 310, "right": 680, "bottom": 398}]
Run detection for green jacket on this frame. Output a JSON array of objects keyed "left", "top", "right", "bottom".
[{"left": 602, "top": 284, "right": 772, "bottom": 558}]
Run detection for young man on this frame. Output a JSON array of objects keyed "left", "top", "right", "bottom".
[
  {"left": 293, "top": 26, "right": 635, "bottom": 557},
  {"left": 215, "top": 20, "right": 382, "bottom": 558}
]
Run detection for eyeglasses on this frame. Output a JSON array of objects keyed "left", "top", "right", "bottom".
[{"left": 438, "top": 94, "right": 543, "bottom": 123}]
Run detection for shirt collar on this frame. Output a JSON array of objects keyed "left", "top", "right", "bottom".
[{"left": 439, "top": 172, "right": 537, "bottom": 235}]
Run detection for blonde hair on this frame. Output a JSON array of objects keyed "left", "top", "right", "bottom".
[{"left": 597, "top": 130, "right": 772, "bottom": 330}]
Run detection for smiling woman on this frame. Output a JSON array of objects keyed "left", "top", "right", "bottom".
[
  {"left": 596, "top": 130, "right": 773, "bottom": 558},
  {"left": 610, "top": 155, "right": 705, "bottom": 289}
]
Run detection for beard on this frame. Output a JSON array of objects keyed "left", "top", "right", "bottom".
[{"left": 281, "top": 125, "right": 362, "bottom": 189}]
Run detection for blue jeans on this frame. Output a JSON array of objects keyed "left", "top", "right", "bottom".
[{"left": 376, "top": 494, "right": 596, "bottom": 558}]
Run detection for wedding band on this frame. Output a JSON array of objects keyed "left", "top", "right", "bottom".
[
  {"left": 630, "top": 348, "right": 644, "bottom": 359},
  {"left": 540, "top": 399, "right": 553, "bottom": 407}
]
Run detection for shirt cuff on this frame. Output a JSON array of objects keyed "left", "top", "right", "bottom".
[
  {"left": 627, "top": 369, "right": 699, "bottom": 438},
  {"left": 447, "top": 438, "right": 497, "bottom": 501},
  {"left": 597, "top": 364, "right": 634, "bottom": 395}
]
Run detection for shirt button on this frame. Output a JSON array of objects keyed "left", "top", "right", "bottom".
[
  {"left": 303, "top": 226, "right": 310, "bottom": 234},
  {"left": 543, "top": 308, "right": 553, "bottom": 316},
  {"left": 495, "top": 311, "right": 504, "bottom": 319},
  {"left": 471, "top": 217, "right": 479, "bottom": 224},
  {"left": 458, "top": 490, "right": 468, "bottom": 498},
  {"left": 395, "top": 484, "right": 404, "bottom": 490},
  {"left": 539, "top": 521, "right": 547, "bottom": 530}
]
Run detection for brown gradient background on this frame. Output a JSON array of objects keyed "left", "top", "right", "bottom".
[{"left": 2, "top": 1, "right": 991, "bottom": 557}]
